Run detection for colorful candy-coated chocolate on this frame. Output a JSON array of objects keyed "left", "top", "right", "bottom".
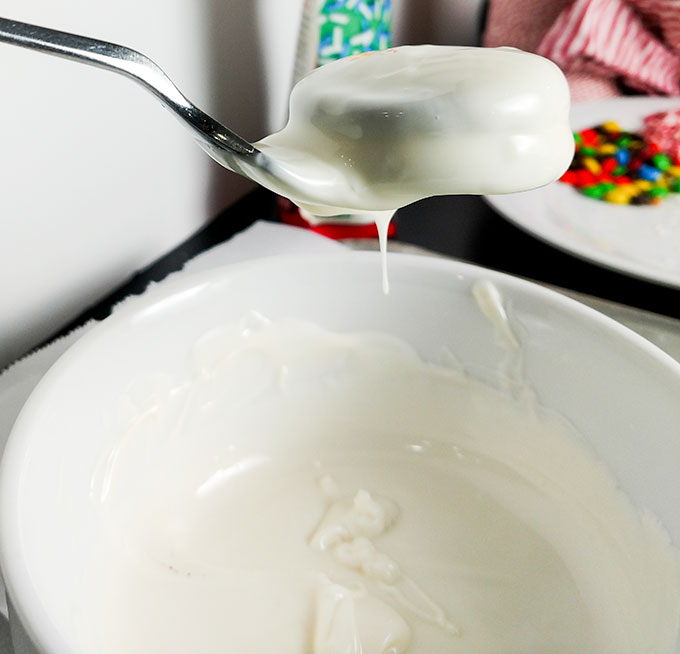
[
  {"left": 615, "top": 149, "right": 630, "bottom": 165},
  {"left": 583, "top": 157, "right": 601, "bottom": 175},
  {"left": 652, "top": 153, "right": 671, "bottom": 170},
  {"left": 560, "top": 121, "right": 680, "bottom": 206},
  {"left": 601, "top": 121, "right": 620, "bottom": 132},
  {"left": 637, "top": 164, "right": 661, "bottom": 181}
]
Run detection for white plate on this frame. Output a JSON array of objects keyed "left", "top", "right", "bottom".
[{"left": 485, "top": 96, "right": 680, "bottom": 287}]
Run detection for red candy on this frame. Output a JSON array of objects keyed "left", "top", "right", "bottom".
[
  {"left": 602, "top": 157, "right": 618, "bottom": 173},
  {"left": 580, "top": 128, "right": 599, "bottom": 146},
  {"left": 559, "top": 170, "right": 578, "bottom": 184},
  {"left": 577, "top": 169, "right": 597, "bottom": 186}
]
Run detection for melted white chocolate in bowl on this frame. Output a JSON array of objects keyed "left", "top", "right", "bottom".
[{"left": 77, "top": 318, "right": 680, "bottom": 654}]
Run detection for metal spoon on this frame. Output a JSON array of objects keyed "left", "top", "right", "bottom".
[{"left": 0, "top": 16, "right": 324, "bottom": 208}]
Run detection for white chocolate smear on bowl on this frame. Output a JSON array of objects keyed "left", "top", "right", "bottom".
[
  {"left": 78, "top": 309, "right": 680, "bottom": 653},
  {"left": 250, "top": 45, "right": 574, "bottom": 292}
]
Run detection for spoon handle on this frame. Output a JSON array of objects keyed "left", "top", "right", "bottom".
[{"left": 0, "top": 16, "right": 257, "bottom": 157}]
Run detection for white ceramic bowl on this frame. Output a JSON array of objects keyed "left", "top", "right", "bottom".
[{"left": 2, "top": 252, "right": 680, "bottom": 653}]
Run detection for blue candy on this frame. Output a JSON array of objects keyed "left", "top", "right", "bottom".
[
  {"left": 637, "top": 163, "right": 662, "bottom": 181},
  {"left": 615, "top": 148, "right": 630, "bottom": 166}
]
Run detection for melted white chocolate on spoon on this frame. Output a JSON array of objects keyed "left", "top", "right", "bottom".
[
  {"left": 255, "top": 45, "right": 573, "bottom": 291},
  {"left": 255, "top": 45, "right": 573, "bottom": 217}
]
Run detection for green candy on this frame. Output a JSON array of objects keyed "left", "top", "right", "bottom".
[
  {"left": 652, "top": 153, "right": 671, "bottom": 170},
  {"left": 649, "top": 186, "right": 669, "bottom": 198},
  {"left": 581, "top": 185, "right": 606, "bottom": 199}
]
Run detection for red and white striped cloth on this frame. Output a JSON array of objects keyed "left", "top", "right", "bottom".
[{"left": 484, "top": 0, "right": 680, "bottom": 101}]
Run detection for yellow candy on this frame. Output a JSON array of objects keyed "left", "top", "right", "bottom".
[
  {"left": 618, "top": 184, "right": 638, "bottom": 197},
  {"left": 667, "top": 165, "right": 680, "bottom": 177},
  {"left": 583, "top": 157, "right": 602, "bottom": 175},
  {"left": 605, "top": 189, "right": 631, "bottom": 204},
  {"left": 634, "top": 179, "right": 652, "bottom": 191},
  {"left": 602, "top": 121, "right": 621, "bottom": 133},
  {"left": 598, "top": 143, "right": 617, "bottom": 155}
]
